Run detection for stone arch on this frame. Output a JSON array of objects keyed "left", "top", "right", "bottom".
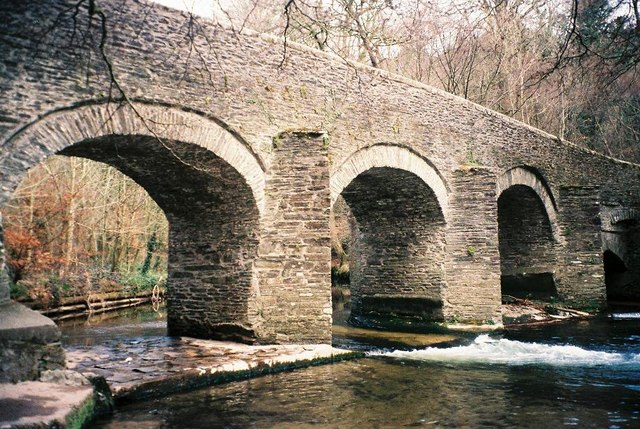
[
  {"left": 330, "top": 144, "right": 449, "bottom": 329},
  {"left": 331, "top": 144, "right": 449, "bottom": 220},
  {"left": 0, "top": 102, "right": 266, "bottom": 214},
  {"left": 496, "top": 166, "right": 558, "bottom": 240},
  {"left": 609, "top": 208, "right": 640, "bottom": 229},
  {"left": 497, "top": 166, "right": 559, "bottom": 300},
  {"left": 601, "top": 207, "right": 640, "bottom": 304},
  {"left": 0, "top": 102, "right": 267, "bottom": 342}
]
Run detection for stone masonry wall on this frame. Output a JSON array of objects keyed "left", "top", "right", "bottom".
[
  {"left": 498, "top": 186, "right": 556, "bottom": 275},
  {"left": 167, "top": 215, "right": 259, "bottom": 342},
  {"left": 342, "top": 167, "right": 446, "bottom": 328},
  {"left": 256, "top": 131, "right": 332, "bottom": 344},
  {"left": 443, "top": 168, "right": 502, "bottom": 324},
  {"left": 555, "top": 186, "right": 606, "bottom": 307}
]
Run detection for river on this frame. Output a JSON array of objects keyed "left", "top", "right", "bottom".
[{"left": 59, "top": 306, "right": 640, "bottom": 428}]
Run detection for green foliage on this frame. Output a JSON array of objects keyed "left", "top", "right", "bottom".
[
  {"left": 571, "top": 298, "right": 604, "bottom": 313},
  {"left": 466, "top": 245, "right": 477, "bottom": 257},
  {"left": 64, "top": 396, "right": 95, "bottom": 429},
  {"left": 331, "top": 263, "right": 350, "bottom": 285},
  {"left": 272, "top": 135, "right": 282, "bottom": 149},
  {"left": 9, "top": 281, "right": 28, "bottom": 300},
  {"left": 446, "top": 314, "right": 460, "bottom": 324},
  {"left": 322, "top": 135, "right": 330, "bottom": 150},
  {"left": 465, "top": 147, "right": 479, "bottom": 166},
  {"left": 140, "top": 231, "right": 158, "bottom": 275},
  {"left": 577, "top": 0, "right": 614, "bottom": 47},
  {"left": 392, "top": 119, "right": 401, "bottom": 134},
  {"left": 121, "top": 270, "right": 164, "bottom": 294},
  {"left": 563, "top": 225, "right": 573, "bottom": 237}
]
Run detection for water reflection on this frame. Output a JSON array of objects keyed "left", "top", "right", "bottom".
[
  {"left": 61, "top": 306, "right": 640, "bottom": 428},
  {"left": 59, "top": 305, "right": 167, "bottom": 347},
  {"left": 97, "top": 351, "right": 640, "bottom": 428}
]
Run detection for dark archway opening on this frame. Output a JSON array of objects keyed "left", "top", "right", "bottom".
[
  {"left": 4, "top": 135, "right": 261, "bottom": 343},
  {"left": 603, "top": 247, "right": 640, "bottom": 309},
  {"left": 604, "top": 250, "right": 630, "bottom": 303},
  {"left": 334, "top": 167, "right": 446, "bottom": 331},
  {"left": 498, "top": 185, "right": 557, "bottom": 301}
]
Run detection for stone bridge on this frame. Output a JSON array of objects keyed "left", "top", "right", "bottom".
[{"left": 2, "top": 0, "right": 640, "bottom": 372}]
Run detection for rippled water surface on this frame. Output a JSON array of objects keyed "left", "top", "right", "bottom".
[{"left": 65, "top": 307, "right": 640, "bottom": 428}]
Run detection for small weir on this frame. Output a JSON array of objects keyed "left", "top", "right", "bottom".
[
  {"left": 4, "top": 305, "right": 637, "bottom": 428},
  {"left": 377, "top": 334, "right": 640, "bottom": 366}
]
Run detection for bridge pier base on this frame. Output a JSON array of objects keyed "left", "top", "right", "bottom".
[
  {"left": 555, "top": 186, "right": 607, "bottom": 308},
  {"left": 256, "top": 131, "right": 332, "bottom": 344},
  {"left": 443, "top": 167, "right": 502, "bottom": 325}
]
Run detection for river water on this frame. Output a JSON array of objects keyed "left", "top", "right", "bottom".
[{"left": 60, "top": 307, "right": 640, "bottom": 428}]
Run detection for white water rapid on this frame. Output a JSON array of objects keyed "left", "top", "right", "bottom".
[{"left": 375, "top": 334, "right": 640, "bottom": 366}]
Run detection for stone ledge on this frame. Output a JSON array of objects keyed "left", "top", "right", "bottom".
[
  {"left": 0, "top": 301, "right": 60, "bottom": 343},
  {"left": 0, "top": 381, "right": 94, "bottom": 429},
  {"left": 66, "top": 337, "right": 363, "bottom": 403}
]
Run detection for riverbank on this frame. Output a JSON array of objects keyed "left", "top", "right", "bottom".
[
  {"left": 501, "top": 298, "right": 594, "bottom": 327},
  {"left": 17, "top": 288, "right": 164, "bottom": 322}
]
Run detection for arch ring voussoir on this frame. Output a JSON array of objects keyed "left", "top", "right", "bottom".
[
  {"left": 497, "top": 166, "right": 560, "bottom": 243},
  {"left": 0, "top": 102, "right": 266, "bottom": 215},
  {"left": 330, "top": 144, "right": 449, "bottom": 220}
]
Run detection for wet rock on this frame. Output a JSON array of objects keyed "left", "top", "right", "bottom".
[
  {"left": 40, "top": 369, "right": 91, "bottom": 386},
  {"left": 64, "top": 336, "right": 360, "bottom": 402}
]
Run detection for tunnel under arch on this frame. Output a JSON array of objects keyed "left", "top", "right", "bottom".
[
  {"left": 0, "top": 103, "right": 266, "bottom": 342},
  {"left": 603, "top": 250, "right": 630, "bottom": 303},
  {"left": 331, "top": 146, "right": 449, "bottom": 330},
  {"left": 497, "top": 167, "right": 558, "bottom": 301},
  {"left": 601, "top": 208, "right": 640, "bottom": 306}
]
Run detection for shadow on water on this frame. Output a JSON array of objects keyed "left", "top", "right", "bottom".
[{"left": 331, "top": 306, "right": 467, "bottom": 351}]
